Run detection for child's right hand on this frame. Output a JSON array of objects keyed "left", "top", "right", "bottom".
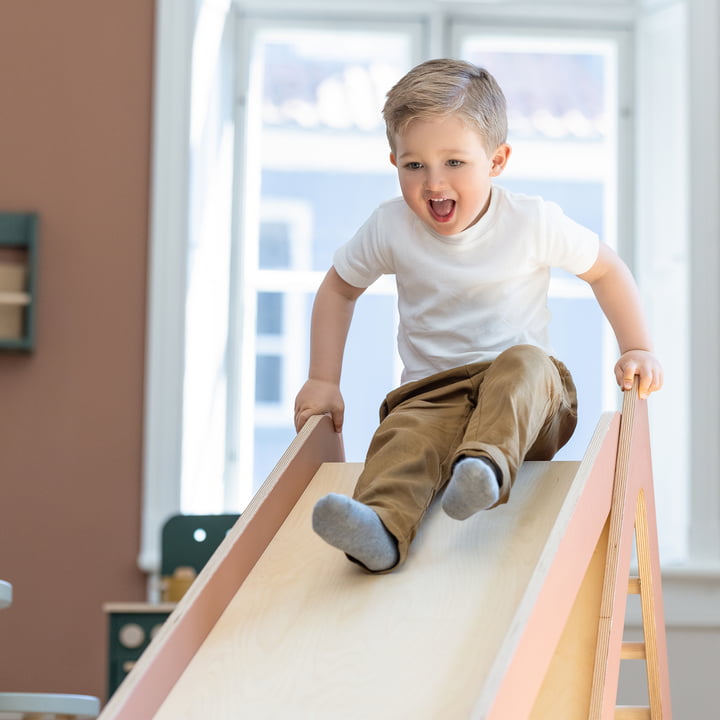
[{"left": 294, "top": 379, "right": 345, "bottom": 433}]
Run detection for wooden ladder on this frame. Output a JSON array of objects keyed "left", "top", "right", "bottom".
[{"left": 589, "top": 381, "right": 672, "bottom": 719}]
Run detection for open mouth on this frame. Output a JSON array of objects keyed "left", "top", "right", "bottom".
[{"left": 428, "top": 197, "right": 456, "bottom": 222}]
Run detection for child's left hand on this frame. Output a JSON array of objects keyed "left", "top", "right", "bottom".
[{"left": 614, "top": 349, "right": 663, "bottom": 399}]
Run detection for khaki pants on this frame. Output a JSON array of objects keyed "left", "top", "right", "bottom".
[{"left": 353, "top": 344, "right": 578, "bottom": 570}]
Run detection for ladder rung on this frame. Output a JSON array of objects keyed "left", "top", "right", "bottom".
[
  {"left": 616, "top": 706, "right": 651, "bottom": 719},
  {"left": 627, "top": 576, "right": 641, "bottom": 594},
  {"left": 621, "top": 641, "right": 646, "bottom": 659}
]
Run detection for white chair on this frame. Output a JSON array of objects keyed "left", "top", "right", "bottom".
[
  {"left": 0, "top": 580, "right": 101, "bottom": 719},
  {"left": 0, "top": 580, "right": 11, "bottom": 610},
  {"left": 0, "top": 692, "right": 100, "bottom": 719}
]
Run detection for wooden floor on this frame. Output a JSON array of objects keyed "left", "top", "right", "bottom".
[{"left": 152, "top": 458, "right": 590, "bottom": 720}]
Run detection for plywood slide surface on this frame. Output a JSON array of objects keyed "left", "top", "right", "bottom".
[{"left": 152, "top": 457, "right": 590, "bottom": 719}]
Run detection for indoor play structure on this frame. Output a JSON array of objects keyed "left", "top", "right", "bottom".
[{"left": 97, "top": 382, "right": 671, "bottom": 719}]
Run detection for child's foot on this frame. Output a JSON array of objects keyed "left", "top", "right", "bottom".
[
  {"left": 442, "top": 457, "right": 501, "bottom": 520},
  {"left": 312, "top": 493, "right": 399, "bottom": 571}
]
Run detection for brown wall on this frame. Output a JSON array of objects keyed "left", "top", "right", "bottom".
[{"left": 0, "top": 1, "right": 153, "bottom": 701}]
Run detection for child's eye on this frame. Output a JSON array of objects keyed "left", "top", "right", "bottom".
[
  {"left": 447, "top": 159, "right": 464, "bottom": 167},
  {"left": 405, "top": 161, "right": 423, "bottom": 170}
]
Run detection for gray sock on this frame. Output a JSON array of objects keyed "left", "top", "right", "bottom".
[
  {"left": 442, "top": 457, "right": 501, "bottom": 520},
  {"left": 312, "top": 493, "right": 398, "bottom": 572}
]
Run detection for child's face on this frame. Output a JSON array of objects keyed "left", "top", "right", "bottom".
[{"left": 390, "top": 114, "right": 510, "bottom": 236}]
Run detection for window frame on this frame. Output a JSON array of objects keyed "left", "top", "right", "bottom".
[{"left": 139, "top": 0, "right": 196, "bottom": 573}]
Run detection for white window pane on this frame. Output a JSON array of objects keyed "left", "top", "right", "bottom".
[
  {"left": 258, "top": 222, "right": 291, "bottom": 269},
  {"left": 231, "top": 26, "right": 414, "bottom": 503},
  {"left": 255, "top": 354, "right": 282, "bottom": 403},
  {"left": 256, "top": 291, "right": 283, "bottom": 335},
  {"left": 457, "top": 34, "right": 619, "bottom": 460}
]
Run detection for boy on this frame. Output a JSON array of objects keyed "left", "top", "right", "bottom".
[{"left": 294, "top": 59, "right": 663, "bottom": 573}]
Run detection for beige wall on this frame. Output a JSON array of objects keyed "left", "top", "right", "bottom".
[
  {"left": 0, "top": 0, "right": 152, "bottom": 701},
  {"left": 618, "top": 625, "right": 720, "bottom": 714}
]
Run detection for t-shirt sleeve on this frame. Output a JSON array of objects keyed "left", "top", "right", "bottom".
[
  {"left": 332, "top": 207, "right": 394, "bottom": 288},
  {"left": 543, "top": 201, "right": 600, "bottom": 275}
]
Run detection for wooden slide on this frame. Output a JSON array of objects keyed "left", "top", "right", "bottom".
[{"left": 99, "top": 387, "right": 671, "bottom": 719}]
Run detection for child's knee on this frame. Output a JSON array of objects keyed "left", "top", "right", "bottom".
[{"left": 493, "top": 344, "right": 551, "bottom": 375}]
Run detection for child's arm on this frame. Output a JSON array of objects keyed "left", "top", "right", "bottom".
[
  {"left": 294, "top": 267, "right": 366, "bottom": 433},
  {"left": 578, "top": 242, "right": 663, "bottom": 399}
]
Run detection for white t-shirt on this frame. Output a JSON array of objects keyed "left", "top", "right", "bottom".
[{"left": 333, "top": 185, "right": 600, "bottom": 384}]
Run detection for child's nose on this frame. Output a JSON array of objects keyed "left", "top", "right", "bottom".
[{"left": 424, "top": 168, "right": 446, "bottom": 192}]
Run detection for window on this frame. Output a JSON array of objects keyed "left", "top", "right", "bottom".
[
  {"left": 456, "top": 29, "right": 624, "bottom": 462},
  {"left": 143, "top": 1, "right": 703, "bottom": 592},
  {"left": 227, "top": 22, "right": 418, "bottom": 503},
  {"left": 225, "top": 18, "right": 627, "bottom": 507}
]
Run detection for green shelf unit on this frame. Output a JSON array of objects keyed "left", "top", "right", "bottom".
[
  {"left": 104, "top": 603, "right": 175, "bottom": 698},
  {"left": 0, "top": 212, "right": 39, "bottom": 351}
]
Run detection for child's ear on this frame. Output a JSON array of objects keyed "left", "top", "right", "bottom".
[
  {"left": 490, "top": 144, "right": 512, "bottom": 176},
  {"left": 389, "top": 152, "right": 398, "bottom": 167}
]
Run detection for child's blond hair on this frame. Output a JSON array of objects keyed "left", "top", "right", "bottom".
[{"left": 382, "top": 58, "right": 507, "bottom": 153}]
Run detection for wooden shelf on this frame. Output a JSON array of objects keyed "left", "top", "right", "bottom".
[
  {"left": 0, "top": 291, "right": 31, "bottom": 305},
  {"left": 0, "top": 212, "right": 39, "bottom": 351}
]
